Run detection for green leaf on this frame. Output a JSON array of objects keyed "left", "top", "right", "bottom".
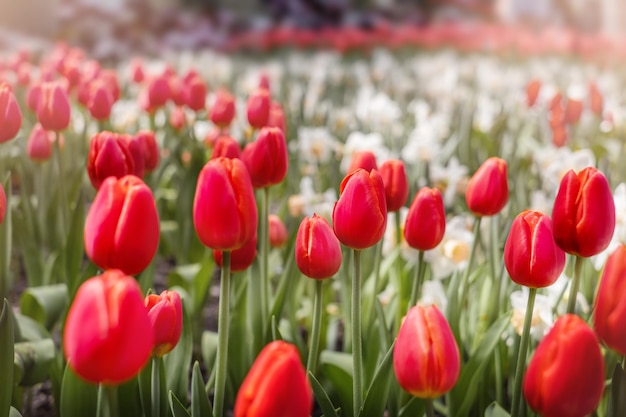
[
  {"left": 319, "top": 350, "right": 353, "bottom": 417},
  {"left": 164, "top": 301, "right": 193, "bottom": 402},
  {"left": 14, "top": 338, "right": 56, "bottom": 386},
  {"left": 0, "top": 176, "right": 12, "bottom": 301},
  {"left": 59, "top": 364, "right": 98, "bottom": 417},
  {"left": 484, "top": 401, "right": 511, "bottom": 417},
  {"left": 398, "top": 397, "right": 425, "bottom": 417},
  {"left": 359, "top": 341, "right": 395, "bottom": 417},
  {"left": 608, "top": 362, "right": 626, "bottom": 417},
  {"left": 449, "top": 312, "right": 512, "bottom": 417},
  {"left": 308, "top": 371, "right": 340, "bottom": 417},
  {"left": 169, "top": 390, "right": 191, "bottom": 417},
  {"left": 0, "top": 299, "right": 15, "bottom": 417},
  {"left": 65, "top": 190, "right": 85, "bottom": 295},
  {"left": 13, "top": 312, "right": 50, "bottom": 342},
  {"left": 9, "top": 406, "right": 23, "bottom": 417},
  {"left": 19, "top": 284, "right": 68, "bottom": 330},
  {"left": 191, "top": 361, "right": 212, "bottom": 417}
]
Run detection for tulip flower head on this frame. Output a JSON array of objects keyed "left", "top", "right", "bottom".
[
  {"left": 504, "top": 210, "right": 565, "bottom": 288},
  {"left": 210, "top": 88, "right": 236, "bottom": 128},
  {"left": 84, "top": 175, "right": 160, "bottom": 275},
  {"left": 211, "top": 135, "right": 241, "bottom": 160},
  {"left": 404, "top": 187, "right": 446, "bottom": 251},
  {"left": 145, "top": 290, "right": 183, "bottom": 357},
  {"left": 0, "top": 81, "right": 22, "bottom": 143},
  {"left": 36, "top": 81, "right": 70, "bottom": 131},
  {"left": 268, "top": 214, "right": 288, "bottom": 248},
  {"left": 0, "top": 182, "right": 6, "bottom": 225},
  {"left": 193, "top": 157, "right": 258, "bottom": 251},
  {"left": 523, "top": 314, "right": 604, "bottom": 417},
  {"left": 246, "top": 87, "right": 271, "bottom": 129},
  {"left": 393, "top": 304, "right": 460, "bottom": 399},
  {"left": 214, "top": 234, "right": 258, "bottom": 272},
  {"left": 27, "top": 123, "right": 54, "bottom": 162},
  {"left": 551, "top": 166, "right": 615, "bottom": 257},
  {"left": 234, "top": 340, "right": 312, "bottom": 417},
  {"left": 135, "top": 130, "right": 159, "bottom": 173},
  {"left": 465, "top": 157, "right": 508, "bottom": 217},
  {"left": 241, "top": 126, "right": 288, "bottom": 188},
  {"left": 593, "top": 244, "right": 626, "bottom": 355},
  {"left": 379, "top": 159, "right": 409, "bottom": 212},
  {"left": 333, "top": 168, "right": 387, "bottom": 250},
  {"left": 347, "top": 150, "right": 378, "bottom": 174},
  {"left": 87, "top": 131, "right": 135, "bottom": 189},
  {"left": 63, "top": 269, "right": 153, "bottom": 385},
  {"left": 296, "top": 214, "right": 342, "bottom": 279}
]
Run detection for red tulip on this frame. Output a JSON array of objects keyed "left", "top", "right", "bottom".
[
  {"left": 121, "top": 134, "right": 146, "bottom": 179},
  {"left": 210, "top": 88, "right": 236, "bottom": 128},
  {"left": 169, "top": 106, "right": 186, "bottom": 131},
  {"left": 193, "top": 157, "right": 258, "bottom": 251},
  {"left": 267, "top": 101, "right": 286, "bottom": 133},
  {"left": 84, "top": 175, "right": 160, "bottom": 275},
  {"left": 379, "top": 159, "right": 409, "bottom": 212},
  {"left": 0, "top": 81, "right": 21, "bottom": 143},
  {"left": 268, "top": 214, "right": 288, "bottom": 248},
  {"left": 526, "top": 79, "right": 541, "bottom": 107},
  {"left": 333, "top": 168, "right": 387, "bottom": 250},
  {"left": 211, "top": 135, "right": 241, "bottom": 160},
  {"left": 246, "top": 87, "right": 271, "bottom": 129},
  {"left": 87, "top": 79, "right": 114, "bottom": 121},
  {"left": 523, "top": 314, "right": 604, "bottom": 417},
  {"left": 129, "top": 57, "right": 145, "bottom": 83},
  {"left": 296, "top": 214, "right": 342, "bottom": 279},
  {"left": 36, "top": 81, "right": 70, "bottom": 131},
  {"left": 145, "top": 290, "right": 183, "bottom": 357},
  {"left": 465, "top": 157, "right": 508, "bottom": 216},
  {"left": 184, "top": 74, "right": 207, "bottom": 112},
  {"left": 63, "top": 269, "right": 153, "bottom": 385},
  {"left": 142, "top": 74, "right": 170, "bottom": 112},
  {"left": 589, "top": 81, "right": 603, "bottom": 116},
  {"left": 26, "top": 124, "right": 54, "bottom": 162},
  {"left": 0, "top": 182, "right": 6, "bottom": 225},
  {"left": 347, "top": 150, "right": 377, "bottom": 174},
  {"left": 551, "top": 167, "right": 615, "bottom": 257},
  {"left": 135, "top": 130, "right": 159, "bottom": 173},
  {"left": 241, "top": 126, "right": 288, "bottom": 188},
  {"left": 564, "top": 97, "right": 583, "bottom": 125},
  {"left": 214, "top": 234, "right": 258, "bottom": 272},
  {"left": 393, "top": 304, "right": 460, "bottom": 399},
  {"left": 234, "top": 340, "right": 312, "bottom": 417},
  {"left": 87, "top": 131, "right": 135, "bottom": 189},
  {"left": 404, "top": 187, "right": 446, "bottom": 251},
  {"left": 504, "top": 210, "right": 565, "bottom": 288},
  {"left": 593, "top": 244, "right": 626, "bottom": 355}
]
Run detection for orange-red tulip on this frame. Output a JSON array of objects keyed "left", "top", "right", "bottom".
[
  {"left": 523, "top": 314, "right": 604, "bottom": 417},
  {"left": 393, "top": 304, "right": 460, "bottom": 398},
  {"left": 379, "top": 159, "right": 409, "bottom": 212},
  {"left": 241, "top": 126, "right": 288, "bottom": 188},
  {"left": 404, "top": 187, "right": 445, "bottom": 251},
  {"left": 87, "top": 131, "right": 135, "bottom": 189},
  {"left": 234, "top": 340, "right": 312, "bottom": 417},
  {"left": 551, "top": 167, "right": 615, "bottom": 257},
  {"left": 63, "top": 269, "right": 153, "bottom": 385},
  {"left": 0, "top": 81, "right": 21, "bottom": 143},
  {"left": 465, "top": 157, "right": 508, "bottom": 217},
  {"left": 593, "top": 244, "right": 626, "bottom": 355},
  {"left": 145, "top": 290, "right": 183, "bottom": 357},
  {"left": 333, "top": 168, "right": 387, "bottom": 250},
  {"left": 36, "top": 81, "right": 70, "bottom": 131},
  {"left": 296, "top": 214, "right": 342, "bottom": 279},
  {"left": 504, "top": 210, "right": 565, "bottom": 288},
  {"left": 193, "top": 157, "right": 258, "bottom": 251},
  {"left": 526, "top": 79, "right": 541, "bottom": 107},
  {"left": 84, "top": 175, "right": 159, "bottom": 275}
]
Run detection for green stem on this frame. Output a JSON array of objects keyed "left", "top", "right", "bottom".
[
  {"left": 454, "top": 216, "right": 482, "bottom": 343},
  {"left": 54, "top": 134, "right": 68, "bottom": 237},
  {"left": 151, "top": 356, "right": 162, "bottom": 417},
  {"left": 260, "top": 187, "right": 269, "bottom": 330},
  {"left": 352, "top": 249, "right": 363, "bottom": 417},
  {"left": 214, "top": 251, "right": 231, "bottom": 417},
  {"left": 489, "top": 215, "right": 501, "bottom": 318},
  {"left": 511, "top": 287, "right": 537, "bottom": 417},
  {"left": 425, "top": 398, "right": 435, "bottom": 417},
  {"left": 97, "top": 384, "right": 118, "bottom": 417},
  {"left": 306, "top": 280, "right": 324, "bottom": 376},
  {"left": 566, "top": 256, "right": 584, "bottom": 314},
  {"left": 408, "top": 250, "right": 426, "bottom": 308}
]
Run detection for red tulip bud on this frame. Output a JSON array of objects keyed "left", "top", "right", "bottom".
[
  {"left": 63, "top": 269, "right": 153, "bottom": 385},
  {"left": 0, "top": 81, "right": 21, "bottom": 143},
  {"left": 526, "top": 79, "right": 541, "bottom": 107},
  {"left": 268, "top": 214, "right": 288, "bottom": 248},
  {"left": 145, "top": 290, "right": 183, "bottom": 357},
  {"left": 379, "top": 159, "right": 409, "bottom": 212},
  {"left": 347, "top": 150, "right": 377, "bottom": 174},
  {"left": 87, "top": 131, "right": 135, "bottom": 189},
  {"left": 135, "top": 130, "right": 159, "bottom": 173},
  {"left": 210, "top": 88, "right": 236, "bottom": 128},
  {"left": 404, "top": 187, "right": 446, "bottom": 251},
  {"left": 214, "top": 234, "right": 258, "bottom": 272},
  {"left": 84, "top": 175, "right": 160, "bottom": 275},
  {"left": 184, "top": 75, "right": 207, "bottom": 112},
  {"left": 211, "top": 135, "right": 241, "bottom": 160},
  {"left": 241, "top": 126, "right": 288, "bottom": 188},
  {"left": 296, "top": 214, "right": 342, "bottom": 279},
  {"left": 465, "top": 157, "right": 508, "bottom": 217},
  {"left": 246, "top": 87, "right": 271, "bottom": 129},
  {"left": 26, "top": 124, "right": 54, "bottom": 162},
  {"left": 36, "top": 81, "right": 70, "bottom": 131}
]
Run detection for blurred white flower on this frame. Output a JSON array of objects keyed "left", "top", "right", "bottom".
[
  {"left": 295, "top": 126, "right": 339, "bottom": 165},
  {"left": 510, "top": 288, "right": 554, "bottom": 341},
  {"left": 424, "top": 215, "right": 474, "bottom": 280},
  {"left": 534, "top": 146, "right": 596, "bottom": 195},
  {"left": 418, "top": 280, "right": 448, "bottom": 313},
  {"left": 340, "top": 131, "right": 391, "bottom": 173},
  {"left": 429, "top": 157, "right": 469, "bottom": 208},
  {"left": 288, "top": 176, "right": 337, "bottom": 221},
  {"left": 354, "top": 87, "right": 402, "bottom": 131},
  {"left": 592, "top": 183, "right": 626, "bottom": 270}
]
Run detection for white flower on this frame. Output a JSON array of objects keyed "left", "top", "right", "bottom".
[
  {"left": 429, "top": 157, "right": 469, "bottom": 208},
  {"left": 339, "top": 131, "right": 391, "bottom": 173},
  {"left": 295, "top": 126, "right": 339, "bottom": 165},
  {"left": 510, "top": 288, "right": 554, "bottom": 341},
  {"left": 287, "top": 177, "right": 337, "bottom": 221},
  {"left": 424, "top": 215, "right": 474, "bottom": 280},
  {"left": 592, "top": 183, "right": 626, "bottom": 270},
  {"left": 418, "top": 280, "right": 448, "bottom": 313}
]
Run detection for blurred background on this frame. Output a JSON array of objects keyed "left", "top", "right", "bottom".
[{"left": 0, "top": 0, "right": 623, "bottom": 60}]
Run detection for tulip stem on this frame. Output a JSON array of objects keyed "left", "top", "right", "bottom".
[
  {"left": 151, "top": 356, "right": 162, "bottom": 417},
  {"left": 454, "top": 216, "right": 482, "bottom": 344},
  {"left": 214, "top": 251, "right": 231, "bottom": 417},
  {"left": 54, "top": 135, "right": 68, "bottom": 237},
  {"left": 511, "top": 287, "right": 537, "bottom": 417},
  {"left": 306, "top": 279, "right": 324, "bottom": 376},
  {"left": 425, "top": 398, "right": 435, "bottom": 417},
  {"left": 260, "top": 186, "right": 270, "bottom": 330},
  {"left": 97, "top": 384, "right": 118, "bottom": 417},
  {"left": 409, "top": 250, "right": 426, "bottom": 308},
  {"left": 566, "top": 256, "right": 584, "bottom": 314},
  {"left": 352, "top": 249, "right": 363, "bottom": 417}
]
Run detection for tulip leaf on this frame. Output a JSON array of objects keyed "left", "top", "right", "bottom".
[
  {"left": 398, "top": 396, "right": 425, "bottom": 417},
  {"left": 14, "top": 338, "right": 56, "bottom": 386},
  {"left": 9, "top": 406, "right": 23, "bottom": 417},
  {"left": 201, "top": 331, "right": 218, "bottom": 386},
  {"left": 448, "top": 312, "right": 511, "bottom": 417},
  {"left": 0, "top": 299, "right": 15, "bottom": 417},
  {"left": 608, "top": 362, "right": 626, "bottom": 417},
  {"left": 65, "top": 189, "right": 85, "bottom": 294},
  {"left": 0, "top": 176, "right": 12, "bottom": 301},
  {"left": 319, "top": 350, "right": 353, "bottom": 417},
  {"left": 19, "top": 284, "right": 68, "bottom": 330},
  {"left": 484, "top": 401, "right": 510, "bottom": 417},
  {"left": 59, "top": 364, "right": 98, "bottom": 417},
  {"left": 169, "top": 390, "right": 191, "bottom": 417},
  {"left": 191, "top": 361, "right": 212, "bottom": 417},
  {"left": 359, "top": 340, "right": 395, "bottom": 417},
  {"left": 13, "top": 312, "right": 49, "bottom": 342},
  {"left": 165, "top": 302, "right": 193, "bottom": 403},
  {"left": 308, "top": 371, "right": 340, "bottom": 417}
]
